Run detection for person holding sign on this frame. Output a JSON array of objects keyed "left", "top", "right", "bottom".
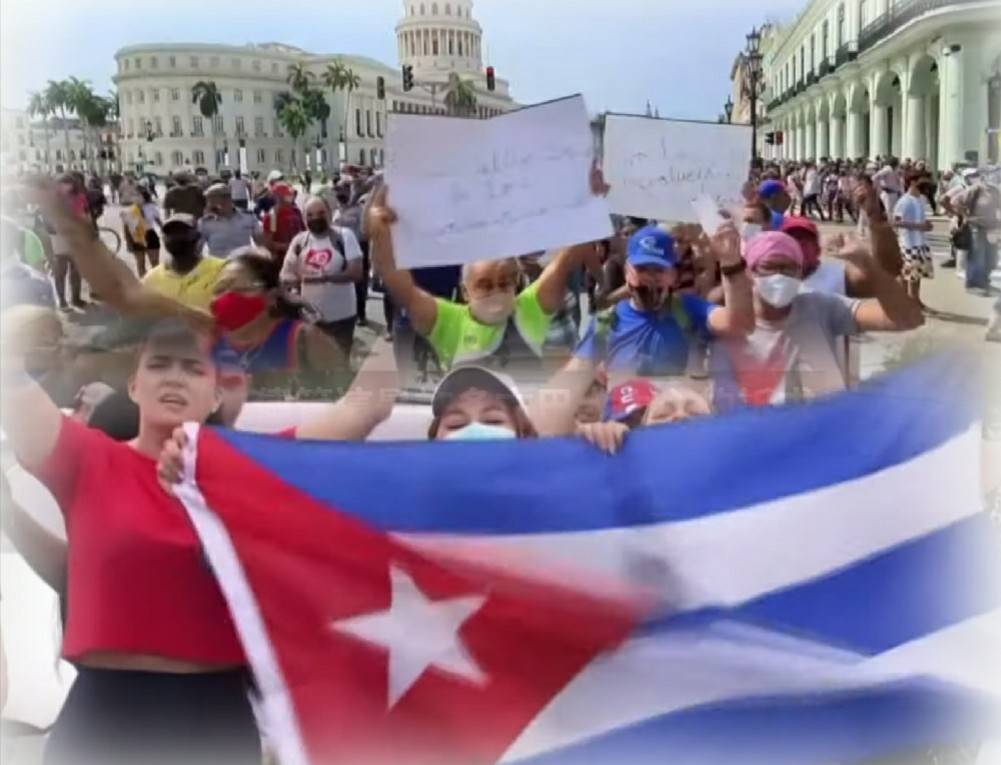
[
  {"left": 367, "top": 170, "right": 608, "bottom": 375},
  {"left": 574, "top": 222, "right": 754, "bottom": 380}
]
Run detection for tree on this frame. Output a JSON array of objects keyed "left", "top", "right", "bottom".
[
  {"left": 191, "top": 81, "right": 223, "bottom": 172},
  {"left": 27, "top": 91, "right": 53, "bottom": 172},
  {"left": 443, "top": 73, "right": 477, "bottom": 118},
  {"left": 276, "top": 100, "right": 308, "bottom": 170},
  {"left": 45, "top": 80, "right": 72, "bottom": 169},
  {"left": 286, "top": 63, "right": 315, "bottom": 95},
  {"left": 65, "top": 77, "right": 101, "bottom": 171},
  {"left": 301, "top": 88, "right": 330, "bottom": 172},
  {"left": 322, "top": 60, "right": 361, "bottom": 168}
]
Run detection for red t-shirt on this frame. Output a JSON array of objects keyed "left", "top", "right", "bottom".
[{"left": 27, "top": 417, "right": 245, "bottom": 665}]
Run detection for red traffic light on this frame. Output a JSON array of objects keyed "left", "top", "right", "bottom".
[{"left": 486, "top": 66, "right": 495, "bottom": 92}]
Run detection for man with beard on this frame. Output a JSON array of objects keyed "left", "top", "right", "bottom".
[
  {"left": 141, "top": 213, "right": 225, "bottom": 312},
  {"left": 575, "top": 223, "right": 754, "bottom": 379}
]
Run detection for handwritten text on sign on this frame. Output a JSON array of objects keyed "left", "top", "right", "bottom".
[
  {"left": 603, "top": 115, "right": 752, "bottom": 221},
  {"left": 384, "top": 95, "right": 612, "bottom": 268}
]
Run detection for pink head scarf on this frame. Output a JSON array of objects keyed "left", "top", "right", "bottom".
[{"left": 744, "top": 231, "right": 805, "bottom": 272}]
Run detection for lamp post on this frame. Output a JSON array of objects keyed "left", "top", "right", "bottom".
[
  {"left": 744, "top": 26, "right": 765, "bottom": 159},
  {"left": 724, "top": 96, "right": 734, "bottom": 124}
]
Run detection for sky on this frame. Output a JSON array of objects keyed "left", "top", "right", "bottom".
[{"left": 1, "top": 0, "right": 805, "bottom": 121}]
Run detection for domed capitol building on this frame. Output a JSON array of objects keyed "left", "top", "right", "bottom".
[{"left": 114, "top": 0, "right": 516, "bottom": 175}]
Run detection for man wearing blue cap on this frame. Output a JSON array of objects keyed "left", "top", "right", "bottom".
[
  {"left": 575, "top": 223, "right": 754, "bottom": 377},
  {"left": 758, "top": 179, "right": 791, "bottom": 217}
]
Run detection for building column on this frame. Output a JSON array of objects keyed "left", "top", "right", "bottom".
[
  {"left": 830, "top": 113, "right": 843, "bottom": 158},
  {"left": 805, "top": 120, "right": 816, "bottom": 159},
  {"left": 818, "top": 115, "right": 830, "bottom": 158},
  {"left": 904, "top": 92, "right": 925, "bottom": 161},
  {"left": 870, "top": 103, "right": 888, "bottom": 158}
]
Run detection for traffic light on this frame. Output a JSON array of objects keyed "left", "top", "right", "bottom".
[
  {"left": 776, "top": 131, "right": 784, "bottom": 145},
  {"left": 402, "top": 65, "right": 414, "bottom": 92},
  {"left": 377, "top": 76, "right": 386, "bottom": 100},
  {"left": 765, "top": 133, "right": 775, "bottom": 145},
  {"left": 486, "top": 66, "right": 495, "bottom": 92}
]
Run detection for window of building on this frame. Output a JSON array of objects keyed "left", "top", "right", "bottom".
[
  {"left": 192, "top": 116, "right": 203, "bottom": 135},
  {"left": 172, "top": 115, "right": 182, "bottom": 136},
  {"left": 271, "top": 62, "right": 279, "bottom": 74},
  {"left": 257, "top": 148, "right": 266, "bottom": 163},
  {"left": 433, "top": 36, "right": 439, "bottom": 55},
  {"left": 126, "top": 91, "right": 133, "bottom": 105},
  {"left": 153, "top": 116, "right": 163, "bottom": 135},
  {"left": 273, "top": 118, "right": 282, "bottom": 137},
  {"left": 253, "top": 59, "right": 261, "bottom": 72},
  {"left": 291, "top": 149, "right": 297, "bottom": 166},
  {"left": 152, "top": 88, "right": 160, "bottom": 103},
  {"left": 191, "top": 55, "right": 200, "bottom": 67},
  {"left": 253, "top": 89, "right": 262, "bottom": 104},
  {"left": 137, "top": 89, "right": 145, "bottom": 104},
  {"left": 255, "top": 116, "right": 265, "bottom": 136},
  {"left": 859, "top": 0, "right": 868, "bottom": 28},
  {"left": 193, "top": 150, "right": 205, "bottom": 165},
  {"left": 210, "top": 56, "right": 220, "bottom": 68},
  {"left": 123, "top": 59, "right": 129, "bottom": 71},
  {"left": 800, "top": 46, "right": 805, "bottom": 80},
  {"left": 171, "top": 150, "right": 183, "bottom": 166},
  {"left": 234, "top": 89, "right": 243, "bottom": 103},
  {"left": 56, "top": 149, "right": 63, "bottom": 161},
  {"left": 821, "top": 22, "right": 829, "bottom": 60},
  {"left": 432, "top": 2, "right": 438, "bottom": 13},
  {"left": 126, "top": 119, "right": 134, "bottom": 137},
  {"left": 446, "top": 3, "right": 451, "bottom": 13},
  {"left": 449, "top": 35, "right": 454, "bottom": 55},
  {"left": 216, "top": 148, "right": 226, "bottom": 168},
  {"left": 134, "top": 57, "right": 141, "bottom": 69},
  {"left": 154, "top": 151, "right": 163, "bottom": 166},
  {"left": 214, "top": 115, "right": 224, "bottom": 133},
  {"left": 356, "top": 108, "right": 363, "bottom": 136},
  {"left": 366, "top": 110, "right": 373, "bottom": 137},
  {"left": 169, "top": 55, "right": 177, "bottom": 68},
  {"left": 275, "top": 149, "right": 284, "bottom": 164},
  {"left": 810, "top": 34, "right": 815, "bottom": 72},
  {"left": 236, "top": 116, "right": 245, "bottom": 136},
  {"left": 171, "top": 87, "right": 180, "bottom": 101},
  {"left": 376, "top": 112, "right": 383, "bottom": 137},
  {"left": 151, "top": 56, "right": 158, "bottom": 69},
  {"left": 359, "top": 148, "right": 367, "bottom": 165},
  {"left": 837, "top": 5, "right": 846, "bottom": 47}
]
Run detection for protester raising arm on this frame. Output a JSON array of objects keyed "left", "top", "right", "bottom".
[
  {"left": 28, "top": 185, "right": 211, "bottom": 329},
  {"left": 705, "top": 222, "right": 756, "bottom": 337},
  {"left": 367, "top": 185, "right": 439, "bottom": 336}
]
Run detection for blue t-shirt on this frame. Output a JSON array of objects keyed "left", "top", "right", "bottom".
[{"left": 576, "top": 295, "right": 714, "bottom": 376}]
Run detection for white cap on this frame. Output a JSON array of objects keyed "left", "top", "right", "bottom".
[{"left": 267, "top": 170, "right": 284, "bottom": 183}]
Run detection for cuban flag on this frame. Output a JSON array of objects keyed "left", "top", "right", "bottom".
[{"left": 175, "top": 355, "right": 1001, "bottom": 765}]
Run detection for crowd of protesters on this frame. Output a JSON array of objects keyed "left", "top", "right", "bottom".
[{"left": 0, "top": 141, "right": 999, "bottom": 765}]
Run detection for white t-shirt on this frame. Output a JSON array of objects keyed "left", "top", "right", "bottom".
[
  {"left": 281, "top": 227, "right": 363, "bottom": 322},
  {"left": 893, "top": 194, "right": 927, "bottom": 250},
  {"left": 804, "top": 169, "right": 820, "bottom": 196},
  {"left": 874, "top": 165, "right": 902, "bottom": 194}
]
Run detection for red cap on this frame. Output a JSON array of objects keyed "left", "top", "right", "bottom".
[{"left": 604, "top": 379, "right": 659, "bottom": 422}]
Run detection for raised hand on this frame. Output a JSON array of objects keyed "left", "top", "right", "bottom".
[{"left": 590, "top": 160, "right": 611, "bottom": 197}]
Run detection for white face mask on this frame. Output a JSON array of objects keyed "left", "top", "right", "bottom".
[
  {"left": 741, "top": 223, "right": 763, "bottom": 242},
  {"left": 444, "top": 422, "right": 517, "bottom": 441},
  {"left": 754, "top": 273, "right": 801, "bottom": 308},
  {"left": 469, "top": 291, "right": 515, "bottom": 325}
]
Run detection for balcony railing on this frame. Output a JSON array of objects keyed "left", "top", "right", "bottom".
[
  {"left": 858, "top": 0, "right": 981, "bottom": 53},
  {"left": 834, "top": 41, "right": 858, "bottom": 68}
]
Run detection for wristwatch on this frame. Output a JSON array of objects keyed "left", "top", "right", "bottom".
[{"left": 720, "top": 260, "right": 747, "bottom": 277}]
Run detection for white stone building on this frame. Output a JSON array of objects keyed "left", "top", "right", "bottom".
[
  {"left": 762, "top": 0, "right": 1001, "bottom": 168},
  {"left": 114, "top": 0, "right": 515, "bottom": 176},
  {"left": 0, "top": 108, "right": 116, "bottom": 175}
]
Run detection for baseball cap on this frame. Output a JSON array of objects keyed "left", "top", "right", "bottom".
[
  {"left": 272, "top": 182, "right": 293, "bottom": 199},
  {"left": 431, "top": 365, "right": 526, "bottom": 418},
  {"left": 267, "top": 170, "right": 284, "bottom": 183},
  {"left": 626, "top": 225, "right": 677, "bottom": 269},
  {"left": 205, "top": 182, "right": 231, "bottom": 197},
  {"left": 162, "top": 212, "right": 197, "bottom": 231},
  {"left": 961, "top": 168, "right": 980, "bottom": 180},
  {"left": 604, "top": 379, "right": 659, "bottom": 422},
  {"left": 757, "top": 179, "right": 786, "bottom": 199}
]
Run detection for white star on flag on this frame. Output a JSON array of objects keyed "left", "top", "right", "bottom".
[{"left": 331, "top": 565, "right": 488, "bottom": 706}]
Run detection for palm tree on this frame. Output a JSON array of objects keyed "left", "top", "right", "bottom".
[
  {"left": 65, "top": 77, "right": 98, "bottom": 170},
  {"left": 443, "top": 73, "right": 477, "bottom": 118},
  {"left": 45, "top": 79, "right": 72, "bottom": 169},
  {"left": 78, "top": 95, "right": 111, "bottom": 173},
  {"left": 286, "top": 63, "right": 315, "bottom": 95},
  {"left": 27, "top": 91, "right": 53, "bottom": 171},
  {"left": 191, "top": 80, "right": 223, "bottom": 172},
  {"left": 276, "top": 100, "right": 308, "bottom": 171},
  {"left": 322, "top": 60, "right": 361, "bottom": 168},
  {"left": 301, "top": 89, "right": 330, "bottom": 172}
]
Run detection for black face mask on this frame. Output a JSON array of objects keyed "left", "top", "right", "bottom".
[
  {"left": 335, "top": 193, "right": 350, "bottom": 206},
  {"left": 631, "top": 284, "right": 668, "bottom": 312},
  {"left": 165, "top": 235, "right": 201, "bottom": 266},
  {"left": 307, "top": 218, "right": 329, "bottom": 235}
]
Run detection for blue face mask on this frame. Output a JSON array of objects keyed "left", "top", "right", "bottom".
[{"left": 444, "top": 422, "right": 517, "bottom": 441}]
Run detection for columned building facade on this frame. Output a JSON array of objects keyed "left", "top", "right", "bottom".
[
  {"left": 114, "top": 2, "right": 514, "bottom": 176},
  {"left": 763, "top": 0, "right": 1001, "bottom": 169}
]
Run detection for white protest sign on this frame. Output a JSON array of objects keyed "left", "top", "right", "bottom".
[
  {"left": 603, "top": 114, "right": 752, "bottom": 222},
  {"left": 384, "top": 95, "right": 612, "bottom": 268}
]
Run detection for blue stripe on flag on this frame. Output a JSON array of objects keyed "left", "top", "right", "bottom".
[
  {"left": 510, "top": 679, "right": 999, "bottom": 765},
  {"left": 218, "top": 354, "right": 977, "bottom": 534},
  {"left": 642, "top": 514, "right": 1001, "bottom": 655}
]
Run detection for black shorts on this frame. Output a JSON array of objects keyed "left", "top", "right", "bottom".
[
  {"left": 44, "top": 667, "right": 260, "bottom": 765},
  {"left": 145, "top": 229, "right": 161, "bottom": 250}
]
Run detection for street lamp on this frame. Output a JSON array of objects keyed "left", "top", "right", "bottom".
[
  {"left": 743, "top": 26, "right": 765, "bottom": 158},
  {"left": 724, "top": 96, "right": 734, "bottom": 124}
]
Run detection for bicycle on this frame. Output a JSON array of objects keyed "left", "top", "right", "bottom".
[{"left": 97, "top": 225, "right": 122, "bottom": 255}]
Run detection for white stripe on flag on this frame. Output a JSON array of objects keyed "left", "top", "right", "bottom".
[
  {"left": 500, "top": 608, "right": 1001, "bottom": 763},
  {"left": 175, "top": 423, "right": 311, "bottom": 765},
  {"left": 399, "top": 426, "right": 981, "bottom": 612}
]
